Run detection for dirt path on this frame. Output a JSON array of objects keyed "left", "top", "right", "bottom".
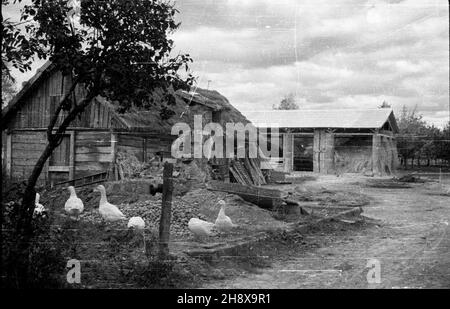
[{"left": 202, "top": 176, "right": 450, "bottom": 288}]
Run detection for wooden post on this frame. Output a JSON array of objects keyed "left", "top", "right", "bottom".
[
  {"left": 110, "top": 132, "right": 118, "bottom": 180},
  {"left": 372, "top": 132, "right": 381, "bottom": 176},
  {"left": 283, "top": 132, "right": 293, "bottom": 173},
  {"left": 313, "top": 129, "right": 320, "bottom": 173},
  {"left": 69, "top": 131, "right": 75, "bottom": 182},
  {"left": 324, "top": 130, "right": 335, "bottom": 174},
  {"left": 159, "top": 162, "right": 174, "bottom": 259},
  {"left": 6, "top": 133, "right": 12, "bottom": 178}
]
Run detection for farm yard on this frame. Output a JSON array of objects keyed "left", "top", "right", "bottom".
[
  {"left": 2, "top": 167, "right": 449, "bottom": 289},
  {"left": 2, "top": 0, "right": 449, "bottom": 293}
]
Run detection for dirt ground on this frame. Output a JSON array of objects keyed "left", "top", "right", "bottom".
[{"left": 202, "top": 173, "right": 450, "bottom": 289}]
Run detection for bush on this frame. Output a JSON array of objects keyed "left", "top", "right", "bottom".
[{"left": 1, "top": 183, "right": 66, "bottom": 288}]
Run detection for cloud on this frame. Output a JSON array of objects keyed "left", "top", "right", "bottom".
[
  {"left": 4, "top": 0, "right": 449, "bottom": 128},
  {"left": 172, "top": 0, "right": 449, "bottom": 127}
]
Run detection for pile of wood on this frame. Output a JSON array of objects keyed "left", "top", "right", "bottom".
[{"left": 229, "top": 158, "right": 266, "bottom": 186}]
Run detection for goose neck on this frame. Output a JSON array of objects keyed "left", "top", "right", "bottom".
[{"left": 99, "top": 190, "right": 108, "bottom": 204}]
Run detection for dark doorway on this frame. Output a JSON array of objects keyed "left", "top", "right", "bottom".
[{"left": 293, "top": 135, "right": 313, "bottom": 171}]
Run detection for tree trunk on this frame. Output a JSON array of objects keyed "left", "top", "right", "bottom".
[{"left": 11, "top": 91, "right": 97, "bottom": 288}]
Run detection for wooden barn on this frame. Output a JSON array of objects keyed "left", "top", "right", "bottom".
[
  {"left": 244, "top": 109, "right": 399, "bottom": 176},
  {"left": 1, "top": 61, "right": 250, "bottom": 186}
]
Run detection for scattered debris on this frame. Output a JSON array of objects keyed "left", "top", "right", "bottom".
[
  {"left": 396, "top": 174, "right": 426, "bottom": 183},
  {"left": 229, "top": 158, "right": 266, "bottom": 186}
]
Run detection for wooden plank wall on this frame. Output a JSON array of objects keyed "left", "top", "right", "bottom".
[
  {"left": 282, "top": 133, "right": 293, "bottom": 172},
  {"left": 313, "top": 129, "right": 335, "bottom": 174},
  {"left": 10, "top": 70, "right": 112, "bottom": 130},
  {"left": 117, "top": 133, "right": 175, "bottom": 162},
  {"left": 117, "top": 134, "right": 145, "bottom": 161},
  {"left": 9, "top": 131, "right": 48, "bottom": 183},
  {"left": 74, "top": 131, "right": 112, "bottom": 178}
]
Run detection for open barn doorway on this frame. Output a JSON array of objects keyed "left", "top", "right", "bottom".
[{"left": 293, "top": 135, "right": 314, "bottom": 171}]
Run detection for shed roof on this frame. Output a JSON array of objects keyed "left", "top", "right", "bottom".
[{"left": 242, "top": 109, "right": 399, "bottom": 133}]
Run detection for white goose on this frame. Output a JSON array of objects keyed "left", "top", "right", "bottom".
[
  {"left": 33, "top": 193, "right": 46, "bottom": 217},
  {"left": 128, "top": 216, "right": 146, "bottom": 230},
  {"left": 188, "top": 218, "right": 216, "bottom": 238},
  {"left": 94, "top": 185, "right": 126, "bottom": 222},
  {"left": 128, "top": 216, "right": 147, "bottom": 253},
  {"left": 64, "top": 186, "right": 84, "bottom": 220},
  {"left": 214, "top": 200, "right": 236, "bottom": 231}
]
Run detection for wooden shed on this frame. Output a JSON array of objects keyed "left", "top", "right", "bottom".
[
  {"left": 244, "top": 109, "right": 400, "bottom": 176},
  {"left": 2, "top": 61, "right": 247, "bottom": 185}
]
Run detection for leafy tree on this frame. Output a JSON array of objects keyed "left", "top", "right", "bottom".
[
  {"left": 2, "top": 0, "right": 194, "bottom": 287},
  {"left": 417, "top": 125, "right": 441, "bottom": 166},
  {"left": 1, "top": 0, "right": 46, "bottom": 75},
  {"left": 436, "top": 123, "right": 450, "bottom": 165},
  {"left": 396, "top": 106, "right": 428, "bottom": 168},
  {"left": 273, "top": 93, "right": 299, "bottom": 110}
]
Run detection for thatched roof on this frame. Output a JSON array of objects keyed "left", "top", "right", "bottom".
[{"left": 114, "top": 88, "right": 250, "bottom": 131}]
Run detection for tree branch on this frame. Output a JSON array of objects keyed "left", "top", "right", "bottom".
[{"left": 46, "top": 76, "right": 81, "bottom": 141}]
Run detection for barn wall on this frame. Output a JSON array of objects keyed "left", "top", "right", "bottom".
[
  {"left": 10, "top": 70, "right": 112, "bottom": 130},
  {"left": 372, "top": 135, "right": 398, "bottom": 176},
  {"left": 334, "top": 135, "right": 372, "bottom": 174},
  {"left": 74, "top": 131, "right": 113, "bottom": 178},
  {"left": 116, "top": 133, "right": 175, "bottom": 162},
  {"left": 117, "top": 134, "right": 145, "bottom": 161},
  {"left": 282, "top": 133, "right": 293, "bottom": 172},
  {"left": 312, "top": 130, "right": 335, "bottom": 173},
  {"left": 8, "top": 131, "right": 48, "bottom": 183}
]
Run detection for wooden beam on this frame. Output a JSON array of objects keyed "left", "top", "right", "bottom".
[
  {"left": 372, "top": 133, "right": 381, "bottom": 176},
  {"left": 283, "top": 133, "right": 294, "bottom": 173},
  {"left": 143, "top": 137, "right": 147, "bottom": 163},
  {"left": 6, "top": 133, "right": 12, "bottom": 178},
  {"left": 110, "top": 132, "right": 117, "bottom": 180},
  {"left": 69, "top": 131, "right": 75, "bottom": 180},
  {"left": 206, "top": 180, "right": 285, "bottom": 209},
  {"left": 48, "top": 166, "right": 70, "bottom": 172}
]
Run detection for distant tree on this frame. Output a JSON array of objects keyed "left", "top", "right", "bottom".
[
  {"left": 273, "top": 93, "right": 299, "bottom": 110},
  {"left": 1, "top": 71, "right": 16, "bottom": 107},
  {"left": 436, "top": 123, "right": 450, "bottom": 165},
  {"left": 2, "top": 0, "right": 194, "bottom": 288},
  {"left": 396, "top": 106, "right": 428, "bottom": 168},
  {"left": 418, "top": 125, "right": 441, "bottom": 166},
  {"left": 379, "top": 100, "right": 391, "bottom": 108}
]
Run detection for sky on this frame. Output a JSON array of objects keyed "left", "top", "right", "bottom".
[{"left": 4, "top": 0, "right": 449, "bottom": 128}]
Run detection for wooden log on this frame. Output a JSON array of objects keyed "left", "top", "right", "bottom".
[
  {"left": 206, "top": 180, "right": 285, "bottom": 209},
  {"left": 229, "top": 164, "right": 246, "bottom": 184},
  {"left": 159, "top": 162, "right": 174, "bottom": 259}
]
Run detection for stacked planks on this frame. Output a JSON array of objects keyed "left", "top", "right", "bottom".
[{"left": 229, "top": 158, "right": 267, "bottom": 186}]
